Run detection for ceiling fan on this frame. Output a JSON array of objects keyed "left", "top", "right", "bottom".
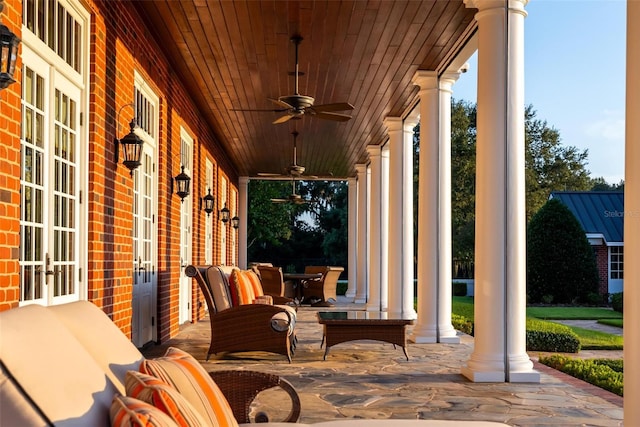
[
  {"left": 257, "top": 130, "right": 318, "bottom": 179},
  {"left": 233, "top": 35, "right": 354, "bottom": 124},
  {"left": 271, "top": 179, "right": 308, "bottom": 205}
]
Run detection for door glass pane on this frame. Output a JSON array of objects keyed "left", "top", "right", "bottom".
[{"left": 20, "top": 66, "right": 46, "bottom": 302}]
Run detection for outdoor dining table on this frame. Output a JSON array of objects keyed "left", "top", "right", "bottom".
[{"left": 282, "top": 272, "right": 322, "bottom": 302}]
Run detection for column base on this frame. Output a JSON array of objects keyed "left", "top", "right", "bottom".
[
  {"left": 410, "top": 325, "right": 461, "bottom": 344},
  {"left": 353, "top": 297, "right": 367, "bottom": 304},
  {"left": 462, "top": 354, "right": 541, "bottom": 383},
  {"left": 461, "top": 366, "right": 540, "bottom": 383}
]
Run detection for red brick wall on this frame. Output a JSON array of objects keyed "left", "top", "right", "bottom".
[
  {"left": 0, "top": 0, "right": 239, "bottom": 345},
  {"left": 0, "top": 0, "right": 22, "bottom": 311},
  {"left": 594, "top": 245, "right": 609, "bottom": 296}
]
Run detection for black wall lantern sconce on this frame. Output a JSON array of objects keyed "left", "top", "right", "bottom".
[
  {"left": 231, "top": 216, "right": 240, "bottom": 229},
  {"left": 114, "top": 104, "right": 143, "bottom": 176},
  {"left": 174, "top": 165, "right": 191, "bottom": 202},
  {"left": 0, "top": 3, "right": 21, "bottom": 90},
  {"left": 219, "top": 204, "right": 230, "bottom": 223},
  {"left": 200, "top": 188, "right": 215, "bottom": 216}
]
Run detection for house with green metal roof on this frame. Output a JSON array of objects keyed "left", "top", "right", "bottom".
[{"left": 550, "top": 191, "right": 624, "bottom": 296}]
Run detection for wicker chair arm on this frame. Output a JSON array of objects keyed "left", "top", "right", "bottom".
[{"left": 210, "top": 370, "right": 301, "bottom": 423}]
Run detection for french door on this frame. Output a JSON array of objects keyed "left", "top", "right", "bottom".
[
  {"left": 131, "top": 79, "right": 158, "bottom": 347},
  {"left": 20, "top": 50, "right": 82, "bottom": 306},
  {"left": 179, "top": 129, "right": 193, "bottom": 324}
]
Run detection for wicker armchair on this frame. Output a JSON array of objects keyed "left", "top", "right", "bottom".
[
  {"left": 257, "top": 265, "right": 299, "bottom": 303},
  {"left": 185, "top": 265, "right": 296, "bottom": 363},
  {"left": 302, "top": 266, "right": 345, "bottom": 305},
  {"left": 210, "top": 370, "right": 300, "bottom": 423}
]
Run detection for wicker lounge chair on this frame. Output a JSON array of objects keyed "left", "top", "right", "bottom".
[
  {"left": 185, "top": 265, "right": 296, "bottom": 363},
  {"left": 302, "top": 266, "right": 345, "bottom": 305}
]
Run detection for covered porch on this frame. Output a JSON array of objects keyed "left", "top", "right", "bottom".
[{"left": 134, "top": 0, "right": 640, "bottom": 421}]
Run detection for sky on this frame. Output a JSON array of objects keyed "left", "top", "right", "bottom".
[{"left": 451, "top": 0, "right": 626, "bottom": 184}]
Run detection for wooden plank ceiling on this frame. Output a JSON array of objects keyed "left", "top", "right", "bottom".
[{"left": 134, "top": 1, "right": 477, "bottom": 179}]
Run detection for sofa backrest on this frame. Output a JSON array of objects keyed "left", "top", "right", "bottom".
[
  {"left": 49, "top": 301, "right": 145, "bottom": 395},
  {"left": 0, "top": 302, "right": 122, "bottom": 426}
]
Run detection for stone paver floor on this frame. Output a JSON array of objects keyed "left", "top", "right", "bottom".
[{"left": 142, "top": 298, "right": 623, "bottom": 426}]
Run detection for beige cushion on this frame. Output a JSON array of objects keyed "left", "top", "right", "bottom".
[
  {"left": 205, "top": 267, "right": 232, "bottom": 312},
  {"left": 0, "top": 303, "right": 118, "bottom": 426},
  {"left": 50, "top": 300, "right": 144, "bottom": 395},
  {"left": 125, "top": 371, "right": 207, "bottom": 426},
  {"left": 110, "top": 394, "right": 179, "bottom": 427}
]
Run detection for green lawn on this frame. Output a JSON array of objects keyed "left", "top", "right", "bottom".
[
  {"left": 599, "top": 318, "right": 624, "bottom": 328},
  {"left": 525, "top": 306, "right": 622, "bottom": 320},
  {"left": 564, "top": 325, "right": 623, "bottom": 350},
  {"left": 451, "top": 297, "right": 624, "bottom": 350}
]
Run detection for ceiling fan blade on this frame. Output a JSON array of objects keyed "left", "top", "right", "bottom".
[
  {"left": 273, "top": 114, "right": 294, "bottom": 124},
  {"left": 310, "top": 102, "right": 354, "bottom": 112},
  {"left": 257, "top": 172, "right": 286, "bottom": 177},
  {"left": 268, "top": 98, "right": 293, "bottom": 109},
  {"left": 230, "top": 108, "right": 289, "bottom": 112},
  {"left": 313, "top": 111, "right": 352, "bottom": 122}
]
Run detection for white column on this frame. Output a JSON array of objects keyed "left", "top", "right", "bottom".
[
  {"left": 366, "top": 145, "right": 383, "bottom": 311},
  {"left": 436, "top": 71, "right": 462, "bottom": 342},
  {"left": 238, "top": 176, "right": 249, "bottom": 269},
  {"left": 380, "top": 145, "right": 390, "bottom": 311},
  {"left": 624, "top": 0, "right": 640, "bottom": 423},
  {"left": 411, "top": 71, "right": 459, "bottom": 343},
  {"left": 462, "top": 0, "right": 538, "bottom": 383},
  {"left": 402, "top": 119, "right": 418, "bottom": 319},
  {"left": 346, "top": 177, "right": 358, "bottom": 298},
  {"left": 354, "top": 163, "right": 368, "bottom": 303},
  {"left": 412, "top": 72, "right": 439, "bottom": 343},
  {"left": 385, "top": 117, "right": 404, "bottom": 316}
]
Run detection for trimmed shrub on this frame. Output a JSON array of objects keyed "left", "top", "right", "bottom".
[
  {"left": 527, "top": 198, "right": 600, "bottom": 304},
  {"left": 525, "top": 318, "right": 581, "bottom": 353},
  {"left": 452, "top": 282, "right": 467, "bottom": 297},
  {"left": 539, "top": 355, "right": 623, "bottom": 396},
  {"left": 611, "top": 292, "right": 623, "bottom": 313},
  {"left": 452, "top": 313, "right": 473, "bottom": 335}
]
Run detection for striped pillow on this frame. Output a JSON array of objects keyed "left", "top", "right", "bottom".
[
  {"left": 245, "top": 270, "right": 264, "bottom": 297},
  {"left": 140, "top": 347, "right": 238, "bottom": 427},
  {"left": 125, "top": 371, "right": 207, "bottom": 427},
  {"left": 229, "top": 269, "right": 255, "bottom": 305},
  {"left": 110, "top": 394, "right": 179, "bottom": 427}
]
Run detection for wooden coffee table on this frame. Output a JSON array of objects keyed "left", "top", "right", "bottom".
[{"left": 316, "top": 311, "right": 415, "bottom": 360}]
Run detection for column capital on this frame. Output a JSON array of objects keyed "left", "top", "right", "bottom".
[
  {"left": 347, "top": 177, "right": 357, "bottom": 186},
  {"left": 383, "top": 116, "right": 403, "bottom": 133},
  {"left": 366, "top": 144, "right": 381, "bottom": 159},
  {"left": 404, "top": 117, "right": 419, "bottom": 130},
  {"left": 239, "top": 176, "right": 250, "bottom": 185},
  {"left": 440, "top": 71, "right": 462, "bottom": 93},
  {"left": 412, "top": 70, "right": 438, "bottom": 90},
  {"left": 464, "top": 0, "right": 528, "bottom": 16},
  {"left": 355, "top": 163, "right": 368, "bottom": 175}
]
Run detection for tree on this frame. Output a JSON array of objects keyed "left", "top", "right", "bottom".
[
  {"left": 246, "top": 180, "right": 296, "bottom": 250},
  {"left": 526, "top": 198, "right": 599, "bottom": 304},
  {"left": 590, "top": 177, "right": 625, "bottom": 191},
  {"left": 298, "top": 180, "right": 349, "bottom": 265},
  {"left": 525, "top": 105, "right": 592, "bottom": 219},
  {"left": 450, "top": 100, "right": 477, "bottom": 266},
  {"left": 247, "top": 179, "right": 349, "bottom": 270}
]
